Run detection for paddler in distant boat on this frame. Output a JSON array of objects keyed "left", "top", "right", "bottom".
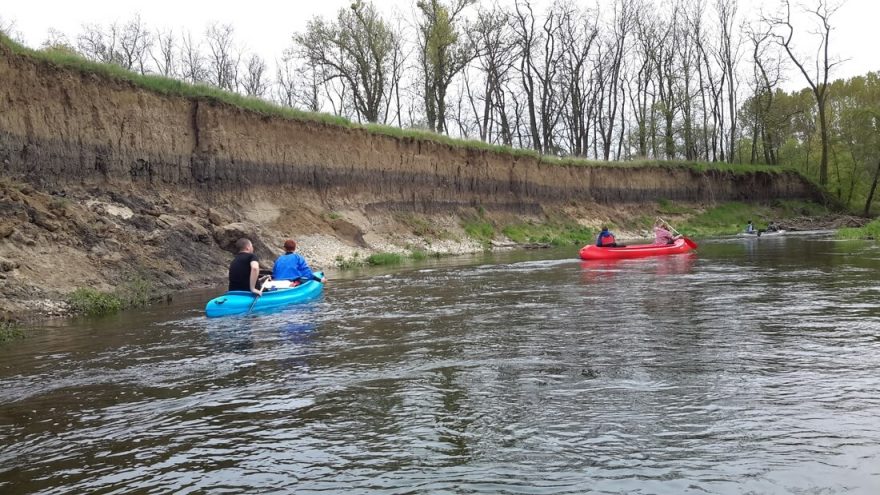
[
  {"left": 745, "top": 220, "right": 756, "bottom": 234},
  {"left": 653, "top": 220, "right": 682, "bottom": 245},
  {"left": 596, "top": 226, "right": 622, "bottom": 248},
  {"left": 272, "top": 239, "right": 327, "bottom": 287}
]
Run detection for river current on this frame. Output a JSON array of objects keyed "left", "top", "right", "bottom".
[{"left": 1, "top": 234, "right": 879, "bottom": 494}]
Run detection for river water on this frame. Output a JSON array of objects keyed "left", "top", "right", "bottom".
[{"left": 1, "top": 234, "right": 879, "bottom": 494}]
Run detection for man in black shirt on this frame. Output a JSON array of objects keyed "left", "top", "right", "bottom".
[{"left": 228, "top": 238, "right": 263, "bottom": 295}]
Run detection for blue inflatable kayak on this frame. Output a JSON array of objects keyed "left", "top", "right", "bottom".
[{"left": 205, "top": 272, "right": 324, "bottom": 317}]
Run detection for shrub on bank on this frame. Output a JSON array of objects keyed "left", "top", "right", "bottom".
[
  {"left": 67, "top": 288, "right": 124, "bottom": 316},
  {"left": 366, "top": 252, "right": 403, "bottom": 265},
  {"left": 502, "top": 222, "right": 594, "bottom": 246},
  {"left": 837, "top": 218, "right": 880, "bottom": 240},
  {"left": 0, "top": 321, "right": 24, "bottom": 344}
]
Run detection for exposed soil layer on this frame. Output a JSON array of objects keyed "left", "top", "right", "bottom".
[{"left": 0, "top": 43, "right": 832, "bottom": 320}]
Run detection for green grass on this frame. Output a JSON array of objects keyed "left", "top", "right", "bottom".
[
  {"left": 837, "top": 218, "right": 880, "bottom": 240},
  {"left": 65, "top": 274, "right": 157, "bottom": 317},
  {"left": 502, "top": 221, "right": 594, "bottom": 246},
  {"left": 0, "top": 321, "right": 24, "bottom": 344},
  {"left": 67, "top": 288, "right": 124, "bottom": 316},
  {"left": 366, "top": 252, "right": 403, "bottom": 265},
  {"left": 679, "top": 200, "right": 832, "bottom": 237},
  {"left": 680, "top": 202, "right": 775, "bottom": 237},
  {"left": 656, "top": 199, "right": 696, "bottom": 216},
  {"left": 409, "top": 249, "right": 429, "bottom": 261},
  {"left": 335, "top": 252, "right": 363, "bottom": 269},
  {"left": 0, "top": 32, "right": 793, "bottom": 177},
  {"left": 775, "top": 199, "right": 830, "bottom": 217},
  {"left": 463, "top": 219, "right": 495, "bottom": 246}
]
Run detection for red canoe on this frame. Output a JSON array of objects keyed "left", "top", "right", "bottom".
[{"left": 579, "top": 238, "right": 697, "bottom": 260}]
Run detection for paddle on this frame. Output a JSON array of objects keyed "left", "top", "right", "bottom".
[
  {"left": 246, "top": 275, "right": 271, "bottom": 315},
  {"left": 246, "top": 292, "right": 261, "bottom": 315},
  {"left": 658, "top": 217, "right": 698, "bottom": 249}
]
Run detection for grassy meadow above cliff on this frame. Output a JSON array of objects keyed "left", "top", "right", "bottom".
[{"left": 0, "top": 32, "right": 789, "bottom": 177}]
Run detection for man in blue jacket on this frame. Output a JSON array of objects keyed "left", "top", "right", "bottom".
[{"left": 272, "top": 239, "right": 326, "bottom": 285}]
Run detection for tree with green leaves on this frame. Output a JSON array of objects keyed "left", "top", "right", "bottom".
[
  {"left": 766, "top": 0, "right": 841, "bottom": 186},
  {"left": 417, "top": 0, "right": 475, "bottom": 134},
  {"left": 294, "top": 0, "right": 400, "bottom": 124}
]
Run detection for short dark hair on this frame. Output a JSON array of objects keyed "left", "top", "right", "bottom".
[{"left": 235, "top": 238, "right": 252, "bottom": 251}]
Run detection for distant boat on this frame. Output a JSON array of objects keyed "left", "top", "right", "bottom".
[{"left": 737, "top": 230, "right": 786, "bottom": 237}]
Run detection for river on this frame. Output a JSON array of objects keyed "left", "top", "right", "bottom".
[{"left": 1, "top": 234, "right": 879, "bottom": 494}]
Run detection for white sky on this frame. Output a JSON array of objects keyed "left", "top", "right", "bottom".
[{"left": 3, "top": 0, "right": 878, "bottom": 88}]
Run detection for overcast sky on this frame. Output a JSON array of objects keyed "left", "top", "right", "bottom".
[{"left": 3, "top": 0, "right": 878, "bottom": 88}]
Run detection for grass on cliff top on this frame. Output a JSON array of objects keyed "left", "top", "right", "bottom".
[{"left": 0, "top": 32, "right": 787, "bottom": 176}]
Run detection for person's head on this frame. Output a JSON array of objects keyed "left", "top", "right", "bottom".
[
  {"left": 283, "top": 239, "right": 297, "bottom": 253},
  {"left": 601, "top": 225, "right": 609, "bottom": 232},
  {"left": 747, "top": 220, "right": 753, "bottom": 224},
  {"left": 235, "top": 237, "right": 253, "bottom": 253}
]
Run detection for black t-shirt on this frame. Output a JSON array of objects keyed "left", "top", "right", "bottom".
[{"left": 228, "top": 252, "right": 258, "bottom": 292}]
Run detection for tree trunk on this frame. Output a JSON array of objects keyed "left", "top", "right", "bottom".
[
  {"left": 864, "top": 158, "right": 880, "bottom": 217},
  {"left": 817, "top": 95, "right": 829, "bottom": 185}
]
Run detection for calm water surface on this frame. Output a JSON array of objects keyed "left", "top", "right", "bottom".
[{"left": 1, "top": 235, "right": 879, "bottom": 494}]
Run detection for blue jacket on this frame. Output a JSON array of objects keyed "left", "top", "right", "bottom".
[{"left": 272, "top": 252, "right": 315, "bottom": 281}]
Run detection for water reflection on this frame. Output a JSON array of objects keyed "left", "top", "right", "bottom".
[
  {"left": 1, "top": 238, "right": 880, "bottom": 494},
  {"left": 579, "top": 252, "right": 696, "bottom": 282}
]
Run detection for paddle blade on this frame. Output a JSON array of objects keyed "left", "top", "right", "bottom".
[{"left": 683, "top": 237, "right": 698, "bottom": 249}]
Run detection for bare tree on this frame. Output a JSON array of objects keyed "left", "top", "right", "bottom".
[
  {"left": 716, "top": 0, "right": 741, "bottom": 162},
  {"left": 597, "top": 0, "right": 634, "bottom": 160},
  {"left": 179, "top": 30, "right": 208, "bottom": 84},
  {"left": 241, "top": 53, "right": 269, "bottom": 97},
  {"left": 557, "top": 1, "right": 598, "bottom": 156},
  {"left": 470, "top": 2, "right": 517, "bottom": 144},
  {"left": 77, "top": 22, "right": 123, "bottom": 65},
  {"left": 512, "top": 0, "right": 542, "bottom": 151},
  {"left": 41, "top": 28, "right": 73, "bottom": 51},
  {"left": 293, "top": 0, "right": 400, "bottom": 123},
  {"left": 767, "top": 0, "right": 841, "bottom": 185},
  {"left": 205, "top": 23, "right": 240, "bottom": 91},
  {"left": 119, "top": 14, "right": 153, "bottom": 74},
  {"left": 0, "top": 15, "right": 24, "bottom": 42},
  {"left": 151, "top": 28, "right": 177, "bottom": 77}
]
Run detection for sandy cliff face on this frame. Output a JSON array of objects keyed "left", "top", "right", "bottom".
[
  {"left": 0, "top": 45, "right": 824, "bottom": 319},
  {"left": 0, "top": 45, "right": 819, "bottom": 209}
]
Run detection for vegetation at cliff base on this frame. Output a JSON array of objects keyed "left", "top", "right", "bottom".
[
  {"left": 366, "top": 252, "right": 404, "bottom": 265},
  {"left": 837, "top": 219, "right": 880, "bottom": 240},
  {"left": 66, "top": 275, "right": 158, "bottom": 317},
  {"left": 67, "top": 288, "right": 124, "bottom": 316},
  {"left": 0, "top": 321, "right": 24, "bottom": 344},
  {"left": 680, "top": 201, "right": 830, "bottom": 237},
  {"left": 502, "top": 222, "right": 594, "bottom": 246}
]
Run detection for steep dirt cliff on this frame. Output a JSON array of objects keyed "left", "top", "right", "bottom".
[{"left": 0, "top": 43, "right": 826, "bottom": 319}]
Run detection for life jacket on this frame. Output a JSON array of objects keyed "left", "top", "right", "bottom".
[{"left": 599, "top": 233, "right": 616, "bottom": 246}]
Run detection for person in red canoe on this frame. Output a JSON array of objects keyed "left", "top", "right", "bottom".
[
  {"left": 653, "top": 220, "right": 683, "bottom": 245},
  {"left": 596, "top": 226, "right": 623, "bottom": 247}
]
